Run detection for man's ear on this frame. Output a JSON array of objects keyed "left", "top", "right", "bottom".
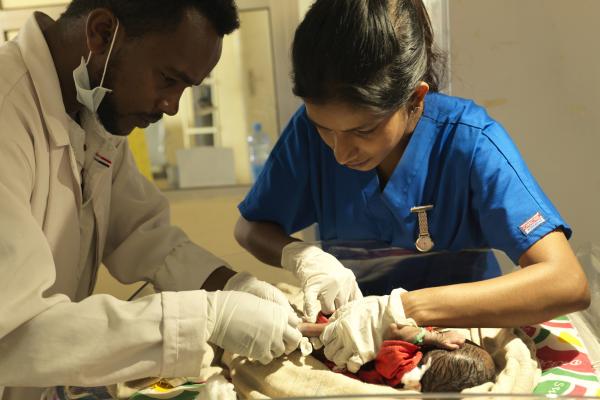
[{"left": 85, "top": 8, "right": 120, "bottom": 56}]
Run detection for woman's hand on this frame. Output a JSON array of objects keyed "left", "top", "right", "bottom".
[
  {"left": 281, "top": 242, "right": 363, "bottom": 322},
  {"left": 319, "top": 288, "right": 406, "bottom": 372}
]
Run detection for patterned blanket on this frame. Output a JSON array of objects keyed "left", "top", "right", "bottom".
[{"left": 524, "top": 316, "right": 600, "bottom": 396}]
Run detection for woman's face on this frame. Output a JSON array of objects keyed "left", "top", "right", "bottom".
[{"left": 304, "top": 100, "right": 413, "bottom": 172}]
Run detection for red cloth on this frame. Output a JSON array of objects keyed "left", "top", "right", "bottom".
[{"left": 315, "top": 313, "right": 422, "bottom": 388}]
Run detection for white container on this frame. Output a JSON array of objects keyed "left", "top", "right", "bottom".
[{"left": 176, "top": 147, "right": 236, "bottom": 188}]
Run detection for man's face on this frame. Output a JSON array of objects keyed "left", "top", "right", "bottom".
[{"left": 97, "top": 10, "right": 223, "bottom": 135}]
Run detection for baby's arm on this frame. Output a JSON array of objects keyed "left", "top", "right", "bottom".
[
  {"left": 298, "top": 322, "right": 326, "bottom": 337},
  {"left": 384, "top": 323, "right": 465, "bottom": 350},
  {"left": 300, "top": 321, "right": 465, "bottom": 350}
]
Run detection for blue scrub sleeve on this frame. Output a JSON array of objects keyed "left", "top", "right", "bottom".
[
  {"left": 470, "top": 122, "right": 571, "bottom": 264},
  {"left": 238, "top": 108, "right": 317, "bottom": 235}
]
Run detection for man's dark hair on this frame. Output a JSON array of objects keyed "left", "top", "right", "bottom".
[
  {"left": 420, "top": 342, "right": 497, "bottom": 392},
  {"left": 60, "top": 0, "right": 239, "bottom": 37},
  {"left": 292, "top": 0, "right": 445, "bottom": 115}
]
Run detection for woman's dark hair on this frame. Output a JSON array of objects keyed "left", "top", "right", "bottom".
[
  {"left": 292, "top": 0, "right": 445, "bottom": 115},
  {"left": 420, "top": 342, "right": 497, "bottom": 392},
  {"left": 60, "top": 0, "right": 239, "bottom": 37}
]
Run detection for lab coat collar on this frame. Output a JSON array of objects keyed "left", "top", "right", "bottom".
[{"left": 17, "top": 13, "right": 74, "bottom": 148}]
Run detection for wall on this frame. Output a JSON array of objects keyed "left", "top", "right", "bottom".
[
  {"left": 239, "top": 9, "right": 279, "bottom": 146},
  {"left": 213, "top": 30, "right": 252, "bottom": 183},
  {"left": 1, "top": 0, "right": 64, "bottom": 7},
  {"left": 298, "top": 0, "right": 313, "bottom": 17},
  {"left": 449, "top": 0, "right": 600, "bottom": 266}
]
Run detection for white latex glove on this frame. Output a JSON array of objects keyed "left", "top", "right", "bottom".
[
  {"left": 319, "top": 288, "right": 407, "bottom": 373},
  {"left": 281, "top": 241, "right": 363, "bottom": 322},
  {"left": 223, "top": 272, "right": 293, "bottom": 313},
  {"left": 206, "top": 290, "right": 302, "bottom": 364}
]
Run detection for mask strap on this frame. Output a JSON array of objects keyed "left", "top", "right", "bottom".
[
  {"left": 84, "top": 19, "right": 119, "bottom": 67},
  {"left": 99, "top": 20, "right": 119, "bottom": 87}
]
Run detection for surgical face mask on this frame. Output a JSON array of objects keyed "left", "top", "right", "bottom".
[{"left": 73, "top": 20, "right": 120, "bottom": 112}]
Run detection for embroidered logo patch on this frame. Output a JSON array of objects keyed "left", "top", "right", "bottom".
[{"left": 519, "top": 212, "right": 546, "bottom": 235}]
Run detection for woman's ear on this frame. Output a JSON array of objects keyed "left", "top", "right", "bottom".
[
  {"left": 411, "top": 81, "right": 429, "bottom": 112},
  {"left": 405, "top": 81, "right": 430, "bottom": 132}
]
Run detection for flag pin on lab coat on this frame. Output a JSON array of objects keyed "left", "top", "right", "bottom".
[{"left": 410, "top": 205, "right": 434, "bottom": 252}]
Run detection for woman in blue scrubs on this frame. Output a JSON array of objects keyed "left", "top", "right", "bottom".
[{"left": 234, "top": 0, "right": 590, "bottom": 370}]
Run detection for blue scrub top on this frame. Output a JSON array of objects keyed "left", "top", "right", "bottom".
[{"left": 239, "top": 92, "right": 570, "bottom": 266}]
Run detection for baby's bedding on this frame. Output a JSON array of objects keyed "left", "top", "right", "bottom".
[
  {"left": 524, "top": 316, "right": 600, "bottom": 397},
  {"left": 221, "top": 285, "right": 541, "bottom": 399},
  {"left": 119, "top": 316, "right": 598, "bottom": 399}
]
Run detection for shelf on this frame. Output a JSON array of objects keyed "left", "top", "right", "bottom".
[
  {"left": 195, "top": 106, "right": 218, "bottom": 117},
  {"left": 185, "top": 127, "right": 217, "bottom": 135}
]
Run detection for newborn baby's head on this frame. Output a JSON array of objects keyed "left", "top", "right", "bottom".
[{"left": 420, "top": 341, "right": 496, "bottom": 392}]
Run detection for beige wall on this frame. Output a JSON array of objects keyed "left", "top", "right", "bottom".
[
  {"left": 1, "top": 0, "right": 64, "bottom": 8},
  {"left": 450, "top": 0, "right": 600, "bottom": 261},
  {"left": 298, "top": 0, "right": 313, "bottom": 17},
  {"left": 213, "top": 31, "right": 252, "bottom": 183},
  {"left": 239, "top": 9, "right": 279, "bottom": 146}
]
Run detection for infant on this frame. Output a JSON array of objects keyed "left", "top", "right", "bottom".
[
  {"left": 386, "top": 323, "right": 497, "bottom": 392},
  {"left": 300, "top": 321, "right": 496, "bottom": 392}
]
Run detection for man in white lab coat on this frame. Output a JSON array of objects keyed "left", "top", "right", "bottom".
[{"left": 0, "top": 1, "right": 301, "bottom": 398}]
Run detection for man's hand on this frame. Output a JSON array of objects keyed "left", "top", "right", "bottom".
[
  {"left": 223, "top": 271, "right": 294, "bottom": 314},
  {"left": 281, "top": 242, "right": 363, "bottom": 322},
  {"left": 206, "top": 291, "right": 302, "bottom": 364}
]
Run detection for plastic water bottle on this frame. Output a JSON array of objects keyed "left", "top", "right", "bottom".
[{"left": 247, "top": 122, "right": 271, "bottom": 182}]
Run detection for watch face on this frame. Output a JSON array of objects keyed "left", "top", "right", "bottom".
[{"left": 415, "top": 236, "right": 434, "bottom": 252}]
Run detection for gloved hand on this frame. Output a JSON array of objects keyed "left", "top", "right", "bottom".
[
  {"left": 206, "top": 290, "right": 302, "bottom": 364},
  {"left": 281, "top": 241, "right": 363, "bottom": 322},
  {"left": 223, "top": 272, "right": 293, "bottom": 313},
  {"left": 319, "top": 288, "right": 407, "bottom": 373}
]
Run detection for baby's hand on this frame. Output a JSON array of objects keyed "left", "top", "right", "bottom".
[
  {"left": 423, "top": 329, "right": 465, "bottom": 350},
  {"left": 298, "top": 322, "right": 326, "bottom": 337},
  {"left": 384, "top": 323, "right": 465, "bottom": 350}
]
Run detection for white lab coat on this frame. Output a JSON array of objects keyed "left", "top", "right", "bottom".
[{"left": 0, "top": 14, "right": 225, "bottom": 399}]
